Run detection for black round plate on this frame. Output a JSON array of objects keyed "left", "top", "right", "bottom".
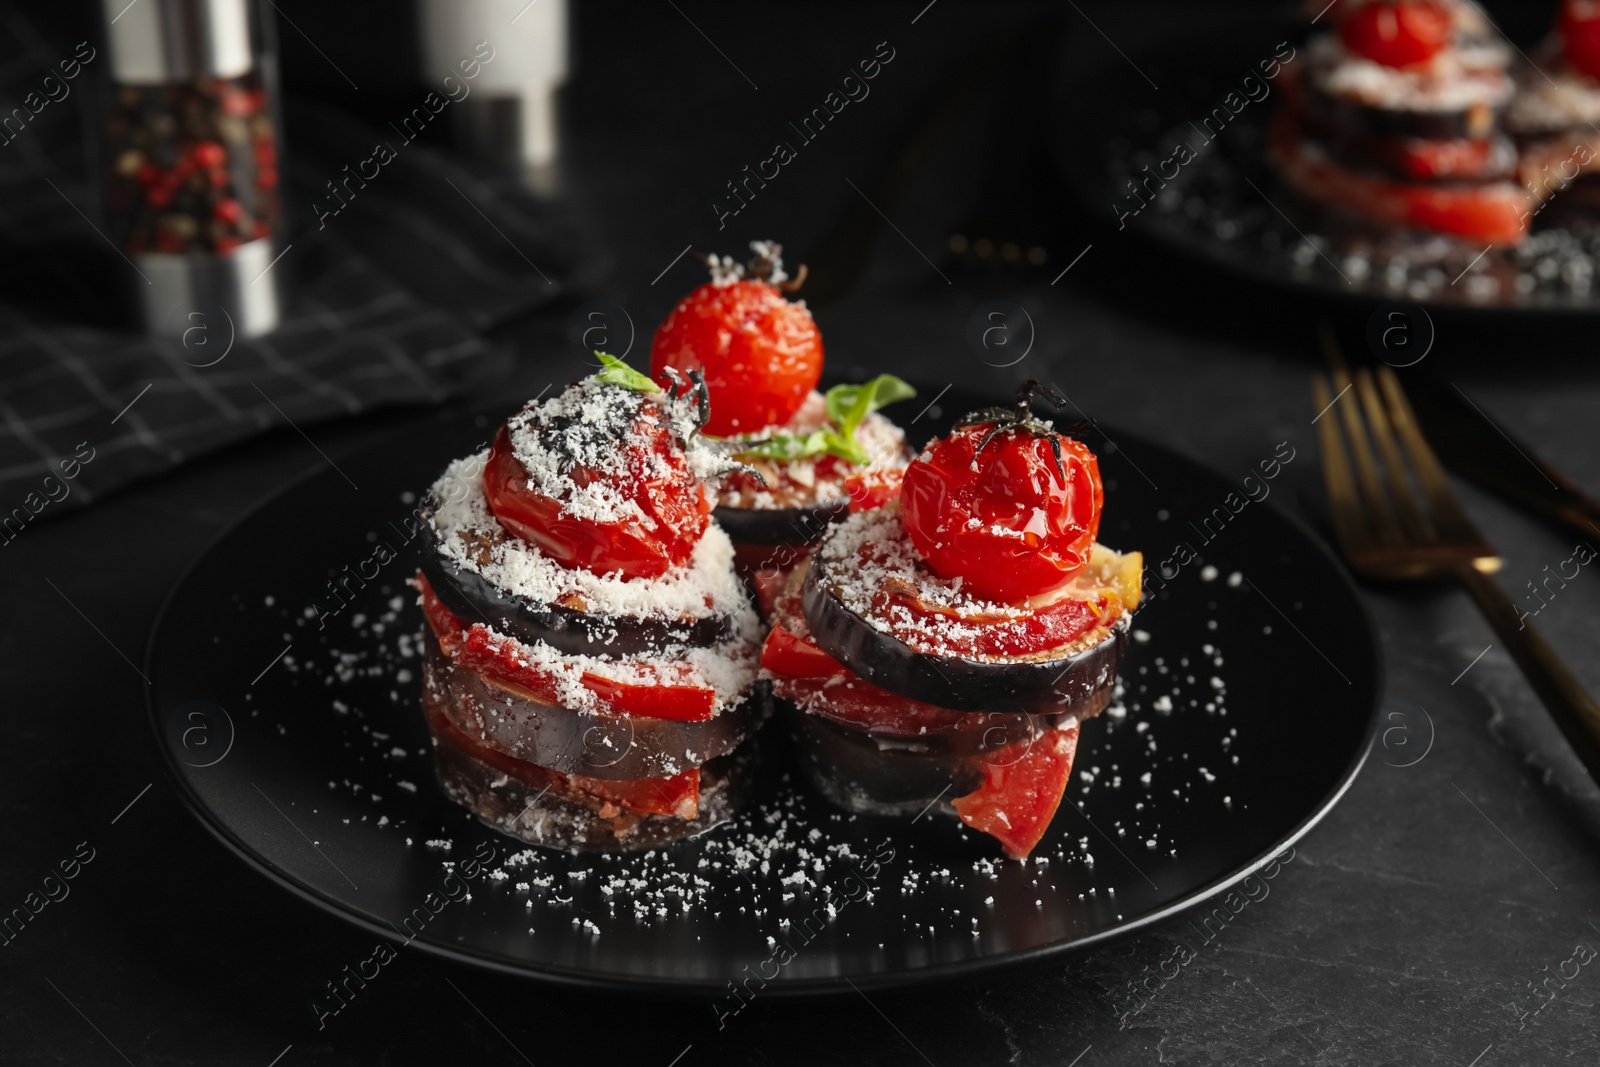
[{"left": 145, "top": 387, "right": 1380, "bottom": 995}]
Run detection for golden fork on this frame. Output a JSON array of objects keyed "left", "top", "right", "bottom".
[{"left": 1314, "top": 362, "right": 1600, "bottom": 783}]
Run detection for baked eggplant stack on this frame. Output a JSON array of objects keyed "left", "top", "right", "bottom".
[
  {"left": 650, "top": 241, "right": 914, "bottom": 615},
  {"left": 760, "top": 384, "right": 1144, "bottom": 859},
  {"left": 1273, "top": 0, "right": 1531, "bottom": 244},
  {"left": 1505, "top": 1, "right": 1600, "bottom": 217},
  {"left": 414, "top": 356, "right": 765, "bottom": 851}
]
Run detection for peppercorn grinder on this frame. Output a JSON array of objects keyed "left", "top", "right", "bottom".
[{"left": 102, "top": 0, "right": 284, "bottom": 342}]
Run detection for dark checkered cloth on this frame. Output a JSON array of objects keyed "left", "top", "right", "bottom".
[{"left": 0, "top": 6, "right": 595, "bottom": 521}]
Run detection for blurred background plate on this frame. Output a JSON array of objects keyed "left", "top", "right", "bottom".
[{"left": 1050, "top": 0, "right": 1600, "bottom": 313}]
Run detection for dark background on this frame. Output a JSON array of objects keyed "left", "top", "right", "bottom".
[{"left": 4, "top": 1, "right": 1600, "bottom": 1064}]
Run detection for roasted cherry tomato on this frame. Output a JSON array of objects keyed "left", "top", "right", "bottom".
[
  {"left": 901, "top": 420, "right": 1102, "bottom": 604},
  {"left": 1564, "top": 0, "right": 1600, "bottom": 79},
  {"left": 1339, "top": 1, "right": 1452, "bottom": 68},
  {"left": 482, "top": 408, "right": 709, "bottom": 581},
  {"left": 952, "top": 726, "right": 1079, "bottom": 859},
  {"left": 651, "top": 277, "right": 823, "bottom": 435}
]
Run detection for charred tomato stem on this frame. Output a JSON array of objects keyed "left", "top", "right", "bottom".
[{"left": 956, "top": 379, "right": 1084, "bottom": 480}]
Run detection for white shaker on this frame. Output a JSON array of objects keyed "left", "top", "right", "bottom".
[{"left": 418, "top": 0, "right": 568, "bottom": 192}]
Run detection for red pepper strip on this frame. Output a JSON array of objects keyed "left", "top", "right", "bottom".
[
  {"left": 761, "top": 621, "right": 980, "bottom": 735},
  {"left": 415, "top": 571, "right": 716, "bottom": 721},
  {"left": 422, "top": 687, "right": 699, "bottom": 817}
]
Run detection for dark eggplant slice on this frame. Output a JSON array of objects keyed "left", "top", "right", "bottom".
[
  {"left": 426, "top": 689, "right": 755, "bottom": 852},
  {"left": 422, "top": 637, "right": 767, "bottom": 781},
  {"left": 802, "top": 701, "right": 1079, "bottom": 755},
  {"left": 1303, "top": 81, "right": 1503, "bottom": 141},
  {"left": 783, "top": 699, "right": 981, "bottom": 815},
  {"left": 1297, "top": 111, "right": 1519, "bottom": 183},
  {"left": 418, "top": 517, "right": 736, "bottom": 656},
  {"left": 802, "top": 555, "right": 1130, "bottom": 715},
  {"left": 779, "top": 697, "right": 1100, "bottom": 817},
  {"left": 712, "top": 497, "right": 849, "bottom": 547}
]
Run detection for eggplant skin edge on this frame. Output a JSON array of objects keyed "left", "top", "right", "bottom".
[
  {"left": 712, "top": 498, "right": 850, "bottom": 547},
  {"left": 434, "top": 735, "right": 756, "bottom": 852},
  {"left": 418, "top": 517, "right": 736, "bottom": 656},
  {"left": 801, "top": 561, "right": 1129, "bottom": 715},
  {"left": 1303, "top": 81, "right": 1504, "bottom": 142},
  {"left": 423, "top": 634, "right": 770, "bottom": 781}
]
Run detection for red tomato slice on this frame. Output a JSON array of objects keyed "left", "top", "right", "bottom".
[
  {"left": 1293, "top": 101, "right": 1516, "bottom": 182},
  {"left": 952, "top": 726, "right": 1079, "bottom": 859},
  {"left": 1357, "top": 135, "right": 1514, "bottom": 182},
  {"left": 845, "top": 466, "right": 904, "bottom": 511},
  {"left": 761, "top": 612, "right": 979, "bottom": 735},
  {"left": 416, "top": 572, "right": 716, "bottom": 721},
  {"left": 572, "top": 768, "right": 700, "bottom": 819},
  {"left": 482, "top": 425, "right": 708, "bottom": 581},
  {"left": 1270, "top": 115, "right": 1532, "bottom": 245},
  {"left": 771, "top": 673, "right": 980, "bottom": 735},
  {"left": 579, "top": 673, "right": 715, "bottom": 721},
  {"left": 423, "top": 691, "right": 699, "bottom": 818},
  {"left": 872, "top": 580, "right": 1113, "bottom": 659}
]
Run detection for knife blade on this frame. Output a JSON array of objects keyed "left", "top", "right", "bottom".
[{"left": 1397, "top": 368, "right": 1600, "bottom": 541}]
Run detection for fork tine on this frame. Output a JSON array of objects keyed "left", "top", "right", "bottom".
[
  {"left": 1332, "top": 366, "right": 1405, "bottom": 546},
  {"left": 1314, "top": 374, "right": 1374, "bottom": 556},
  {"left": 1375, "top": 367, "right": 1502, "bottom": 572},
  {"left": 1354, "top": 368, "right": 1436, "bottom": 544}
]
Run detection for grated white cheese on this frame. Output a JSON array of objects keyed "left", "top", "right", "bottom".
[
  {"left": 433, "top": 605, "right": 760, "bottom": 716},
  {"left": 1505, "top": 49, "right": 1600, "bottom": 133},
  {"left": 505, "top": 378, "right": 706, "bottom": 525},
  {"left": 1309, "top": 32, "right": 1512, "bottom": 112},
  {"left": 716, "top": 391, "right": 909, "bottom": 510},
  {"left": 428, "top": 451, "right": 754, "bottom": 626},
  {"left": 812, "top": 504, "right": 1129, "bottom": 662}
]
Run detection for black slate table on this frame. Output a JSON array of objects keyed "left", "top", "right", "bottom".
[{"left": 5, "top": 2, "right": 1599, "bottom": 1064}]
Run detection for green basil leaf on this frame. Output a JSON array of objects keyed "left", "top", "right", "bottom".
[
  {"left": 820, "top": 427, "right": 870, "bottom": 466},
  {"left": 824, "top": 375, "right": 917, "bottom": 438},
  {"left": 593, "top": 351, "right": 660, "bottom": 393},
  {"left": 733, "top": 431, "right": 830, "bottom": 461},
  {"left": 734, "top": 376, "right": 913, "bottom": 466}
]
